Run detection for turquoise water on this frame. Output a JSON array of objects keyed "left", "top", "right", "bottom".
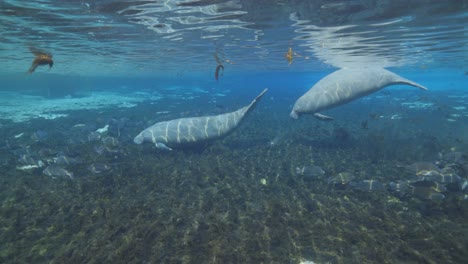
[{"left": 1, "top": 1, "right": 467, "bottom": 263}]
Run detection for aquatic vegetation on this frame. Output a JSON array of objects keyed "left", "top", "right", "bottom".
[{"left": 0, "top": 90, "right": 467, "bottom": 264}]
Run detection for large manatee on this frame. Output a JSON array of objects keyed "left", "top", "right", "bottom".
[
  {"left": 290, "top": 68, "right": 428, "bottom": 120},
  {"left": 134, "top": 88, "right": 268, "bottom": 150}
]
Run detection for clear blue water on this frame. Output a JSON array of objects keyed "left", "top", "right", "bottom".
[{"left": 0, "top": 1, "right": 467, "bottom": 263}]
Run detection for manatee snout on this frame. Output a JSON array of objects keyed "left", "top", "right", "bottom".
[{"left": 290, "top": 110, "right": 299, "bottom": 119}]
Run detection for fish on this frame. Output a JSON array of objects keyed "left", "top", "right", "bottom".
[
  {"left": 327, "top": 172, "right": 355, "bottom": 185},
  {"left": 28, "top": 47, "right": 53, "bottom": 74},
  {"left": 285, "top": 47, "right": 293, "bottom": 64},
  {"left": 295, "top": 165, "right": 325, "bottom": 177},
  {"left": 402, "top": 161, "right": 441, "bottom": 174},
  {"left": 408, "top": 186, "right": 445, "bottom": 200},
  {"left": 215, "top": 64, "right": 224, "bottom": 81},
  {"left": 43, "top": 165, "right": 74, "bottom": 179},
  {"left": 349, "top": 180, "right": 386, "bottom": 192}
]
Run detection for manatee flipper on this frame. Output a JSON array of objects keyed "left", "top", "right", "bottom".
[
  {"left": 314, "top": 113, "right": 333, "bottom": 120},
  {"left": 394, "top": 77, "right": 428, "bottom": 91},
  {"left": 155, "top": 142, "right": 172, "bottom": 151}
]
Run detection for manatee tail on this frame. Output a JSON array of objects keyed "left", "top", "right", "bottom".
[
  {"left": 245, "top": 88, "right": 268, "bottom": 114},
  {"left": 395, "top": 76, "right": 428, "bottom": 91}
]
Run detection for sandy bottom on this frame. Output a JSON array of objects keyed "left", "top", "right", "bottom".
[{"left": 0, "top": 91, "right": 162, "bottom": 123}]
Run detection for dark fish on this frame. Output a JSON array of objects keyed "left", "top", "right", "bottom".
[
  {"left": 412, "top": 167, "right": 462, "bottom": 184},
  {"left": 215, "top": 64, "right": 224, "bottom": 81},
  {"left": 349, "top": 180, "right": 386, "bottom": 192},
  {"left": 408, "top": 186, "right": 445, "bottom": 200},
  {"left": 405, "top": 161, "right": 440, "bottom": 173},
  {"left": 43, "top": 165, "right": 74, "bottom": 179},
  {"left": 295, "top": 165, "right": 325, "bottom": 177},
  {"left": 328, "top": 172, "right": 355, "bottom": 185},
  {"left": 411, "top": 180, "right": 447, "bottom": 192},
  {"left": 388, "top": 181, "right": 411, "bottom": 194},
  {"left": 28, "top": 47, "right": 53, "bottom": 74},
  {"left": 88, "top": 163, "right": 112, "bottom": 174}
]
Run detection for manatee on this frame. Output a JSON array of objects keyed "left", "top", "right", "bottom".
[
  {"left": 290, "top": 68, "right": 428, "bottom": 120},
  {"left": 134, "top": 88, "right": 268, "bottom": 150}
]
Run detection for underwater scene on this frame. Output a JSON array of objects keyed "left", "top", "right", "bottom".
[{"left": 0, "top": 1, "right": 467, "bottom": 263}]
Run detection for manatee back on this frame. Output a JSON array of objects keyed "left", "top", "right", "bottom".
[{"left": 292, "top": 68, "right": 408, "bottom": 117}]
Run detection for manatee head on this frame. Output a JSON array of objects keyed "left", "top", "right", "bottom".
[{"left": 290, "top": 109, "right": 299, "bottom": 119}]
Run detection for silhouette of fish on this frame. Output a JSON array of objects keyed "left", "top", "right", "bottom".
[
  {"left": 43, "top": 165, "right": 74, "bottom": 179},
  {"left": 28, "top": 47, "right": 53, "bottom": 74},
  {"left": 215, "top": 64, "right": 224, "bottom": 81}
]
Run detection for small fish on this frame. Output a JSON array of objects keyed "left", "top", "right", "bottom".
[
  {"left": 328, "top": 172, "right": 355, "bottom": 185},
  {"left": 28, "top": 47, "right": 53, "bottom": 74},
  {"left": 402, "top": 161, "right": 441, "bottom": 174},
  {"left": 411, "top": 180, "right": 447, "bottom": 192},
  {"left": 349, "top": 180, "right": 386, "bottom": 192},
  {"left": 43, "top": 165, "right": 74, "bottom": 179},
  {"left": 215, "top": 64, "right": 224, "bottom": 81},
  {"left": 295, "top": 165, "right": 325, "bottom": 177},
  {"left": 88, "top": 163, "right": 112, "bottom": 174},
  {"left": 285, "top": 47, "right": 293, "bottom": 64},
  {"left": 388, "top": 181, "right": 411, "bottom": 194},
  {"left": 408, "top": 186, "right": 445, "bottom": 200},
  {"left": 412, "top": 169, "right": 462, "bottom": 184}
]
